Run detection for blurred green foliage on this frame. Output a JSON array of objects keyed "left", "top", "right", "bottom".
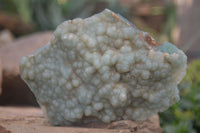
[
  {"left": 158, "top": 1, "right": 176, "bottom": 43},
  {"left": 0, "top": 0, "right": 175, "bottom": 43},
  {"left": 163, "top": 1, "right": 176, "bottom": 42},
  {"left": 0, "top": 0, "right": 129, "bottom": 30},
  {"left": 159, "top": 60, "right": 200, "bottom": 133}
]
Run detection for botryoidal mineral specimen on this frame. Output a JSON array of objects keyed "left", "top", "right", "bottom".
[{"left": 20, "top": 9, "right": 187, "bottom": 125}]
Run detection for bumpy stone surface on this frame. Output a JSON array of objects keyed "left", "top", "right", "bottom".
[{"left": 20, "top": 9, "right": 187, "bottom": 125}]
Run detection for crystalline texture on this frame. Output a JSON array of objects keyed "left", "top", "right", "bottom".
[{"left": 20, "top": 9, "right": 187, "bottom": 125}]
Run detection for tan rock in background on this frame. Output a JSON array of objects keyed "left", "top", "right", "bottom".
[
  {"left": 0, "top": 29, "right": 14, "bottom": 48},
  {"left": 0, "top": 31, "right": 53, "bottom": 105}
]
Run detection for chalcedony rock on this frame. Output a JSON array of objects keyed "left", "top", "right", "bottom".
[{"left": 20, "top": 9, "right": 187, "bottom": 125}]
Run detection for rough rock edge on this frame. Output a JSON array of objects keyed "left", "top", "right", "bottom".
[
  {"left": 0, "top": 32, "right": 53, "bottom": 105},
  {"left": 0, "top": 125, "right": 12, "bottom": 133}
]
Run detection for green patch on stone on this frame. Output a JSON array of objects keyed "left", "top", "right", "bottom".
[{"left": 157, "top": 42, "right": 178, "bottom": 54}]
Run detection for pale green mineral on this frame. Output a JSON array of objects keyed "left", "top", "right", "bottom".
[
  {"left": 157, "top": 42, "right": 178, "bottom": 54},
  {"left": 20, "top": 9, "right": 187, "bottom": 126}
]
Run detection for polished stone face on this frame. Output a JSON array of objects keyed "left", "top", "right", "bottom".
[{"left": 20, "top": 9, "right": 187, "bottom": 126}]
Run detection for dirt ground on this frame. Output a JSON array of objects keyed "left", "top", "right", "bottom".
[{"left": 0, "top": 107, "right": 162, "bottom": 133}]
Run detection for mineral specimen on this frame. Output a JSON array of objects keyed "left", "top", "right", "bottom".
[{"left": 20, "top": 9, "right": 187, "bottom": 125}]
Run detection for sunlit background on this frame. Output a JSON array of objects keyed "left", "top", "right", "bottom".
[{"left": 0, "top": 0, "right": 200, "bottom": 132}]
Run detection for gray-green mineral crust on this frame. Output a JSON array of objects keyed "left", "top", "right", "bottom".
[{"left": 20, "top": 9, "right": 187, "bottom": 126}]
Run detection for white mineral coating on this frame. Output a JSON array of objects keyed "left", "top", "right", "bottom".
[{"left": 20, "top": 9, "right": 187, "bottom": 126}]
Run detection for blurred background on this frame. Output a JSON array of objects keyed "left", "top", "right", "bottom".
[{"left": 0, "top": 0, "right": 199, "bottom": 132}]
